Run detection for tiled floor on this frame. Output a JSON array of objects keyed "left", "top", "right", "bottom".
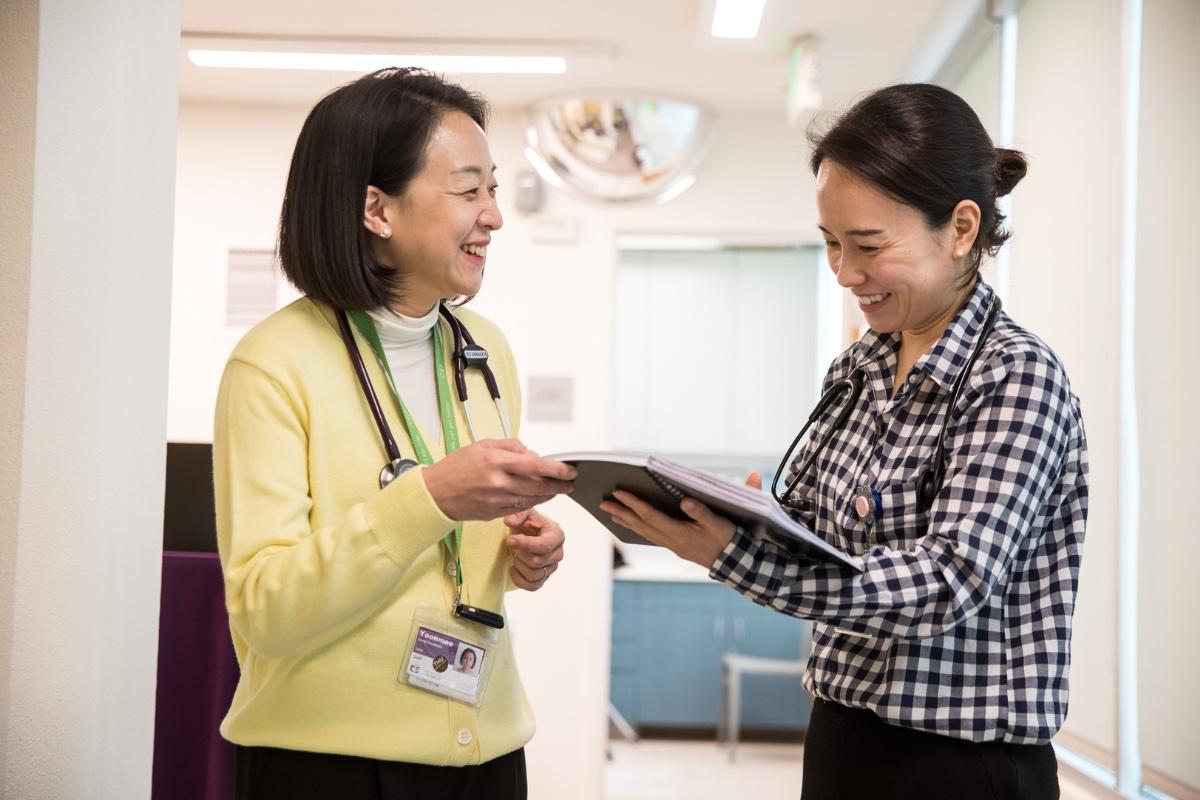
[
  {"left": 604, "top": 739, "right": 1113, "bottom": 800},
  {"left": 605, "top": 740, "right": 803, "bottom": 800}
]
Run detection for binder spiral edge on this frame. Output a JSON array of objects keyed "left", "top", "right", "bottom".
[{"left": 647, "top": 470, "right": 685, "bottom": 501}]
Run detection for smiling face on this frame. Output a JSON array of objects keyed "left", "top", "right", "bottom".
[
  {"left": 816, "top": 160, "right": 979, "bottom": 349},
  {"left": 366, "top": 110, "right": 502, "bottom": 315}
]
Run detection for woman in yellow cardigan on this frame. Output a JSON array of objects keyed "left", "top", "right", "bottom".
[{"left": 213, "top": 68, "right": 576, "bottom": 800}]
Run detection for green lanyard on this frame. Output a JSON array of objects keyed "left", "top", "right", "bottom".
[{"left": 349, "top": 310, "right": 465, "bottom": 593}]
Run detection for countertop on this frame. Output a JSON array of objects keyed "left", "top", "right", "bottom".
[{"left": 612, "top": 543, "right": 714, "bottom": 583}]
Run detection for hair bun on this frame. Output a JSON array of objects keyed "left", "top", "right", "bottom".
[{"left": 994, "top": 148, "right": 1028, "bottom": 197}]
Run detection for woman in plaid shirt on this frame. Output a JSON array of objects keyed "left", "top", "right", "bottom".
[{"left": 603, "top": 84, "right": 1085, "bottom": 800}]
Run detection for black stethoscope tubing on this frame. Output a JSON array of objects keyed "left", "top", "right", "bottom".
[
  {"left": 772, "top": 368, "right": 866, "bottom": 507},
  {"left": 772, "top": 297, "right": 1002, "bottom": 514},
  {"left": 337, "top": 308, "right": 404, "bottom": 466},
  {"left": 439, "top": 304, "right": 502, "bottom": 404},
  {"left": 337, "top": 303, "right": 506, "bottom": 488},
  {"left": 339, "top": 304, "right": 510, "bottom": 629}
]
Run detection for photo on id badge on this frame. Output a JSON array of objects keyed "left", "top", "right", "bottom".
[{"left": 405, "top": 626, "right": 486, "bottom": 703}]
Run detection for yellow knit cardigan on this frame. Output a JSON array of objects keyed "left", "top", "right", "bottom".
[{"left": 213, "top": 297, "right": 533, "bottom": 765}]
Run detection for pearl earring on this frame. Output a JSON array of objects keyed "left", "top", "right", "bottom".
[
  {"left": 379, "top": 228, "right": 391, "bottom": 239},
  {"left": 954, "top": 249, "right": 964, "bottom": 259}
]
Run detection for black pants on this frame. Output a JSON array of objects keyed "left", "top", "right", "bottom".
[
  {"left": 801, "top": 698, "right": 1059, "bottom": 800},
  {"left": 235, "top": 745, "right": 527, "bottom": 800}
]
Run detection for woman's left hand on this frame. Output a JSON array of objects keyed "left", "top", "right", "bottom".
[
  {"left": 600, "top": 490, "right": 739, "bottom": 569},
  {"left": 505, "top": 509, "right": 565, "bottom": 591}
]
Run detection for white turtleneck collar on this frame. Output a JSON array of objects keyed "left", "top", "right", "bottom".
[
  {"left": 362, "top": 302, "right": 442, "bottom": 446},
  {"left": 366, "top": 302, "right": 440, "bottom": 346}
]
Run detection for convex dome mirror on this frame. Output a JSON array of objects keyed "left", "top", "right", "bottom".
[{"left": 525, "top": 96, "right": 713, "bottom": 204}]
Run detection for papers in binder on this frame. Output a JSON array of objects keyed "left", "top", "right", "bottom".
[{"left": 551, "top": 451, "right": 863, "bottom": 571}]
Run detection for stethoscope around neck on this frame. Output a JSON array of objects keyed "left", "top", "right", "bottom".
[
  {"left": 335, "top": 302, "right": 512, "bottom": 489},
  {"left": 771, "top": 296, "right": 1002, "bottom": 516}
]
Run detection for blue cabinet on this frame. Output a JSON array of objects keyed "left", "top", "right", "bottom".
[{"left": 611, "top": 580, "right": 811, "bottom": 732}]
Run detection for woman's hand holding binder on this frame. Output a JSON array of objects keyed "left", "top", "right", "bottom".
[{"left": 600, "top": 472, "right": 763, "bottom": 568}]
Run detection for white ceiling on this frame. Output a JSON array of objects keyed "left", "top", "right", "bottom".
[{"left": 179, "top": 0, "right": 948, "bottom": 115}]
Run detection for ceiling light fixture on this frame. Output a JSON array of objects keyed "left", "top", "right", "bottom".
[
  {"left": 187, "top": 49, "right": 567, "bottom": 75},
  {"left": 710, "top": 0, "right": 766, "bottom": 39}
]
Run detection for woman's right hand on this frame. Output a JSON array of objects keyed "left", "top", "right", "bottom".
[{"left": 422, "top": 439, "right": 577, "bottom": 521}]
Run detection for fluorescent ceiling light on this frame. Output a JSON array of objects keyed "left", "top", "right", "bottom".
[
  {"left": 187, "top": 50, "right": 567, "bottom": 75},
  {"left": 711, "top": 0, "right": 766, "bottom": 39}
]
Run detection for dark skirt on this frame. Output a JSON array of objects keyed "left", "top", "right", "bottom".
[{"left": 235, "top": 745, "right": 526, "bottom": 800}]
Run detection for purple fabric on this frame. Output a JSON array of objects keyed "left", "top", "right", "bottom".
[{"left": 152, "top": 551, "right": 238, "bottom": 800}]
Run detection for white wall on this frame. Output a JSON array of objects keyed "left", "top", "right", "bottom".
[
  {"left": 949, "top": 29, "right": 1004, "bottom": 291},
  {"left": 951, "top": 6, "right": 1134, "bottom": 766},
  {"left": 170, "top": 99, "right": 820, "bottom": 799},
  {"left": 168, "top": 102, "right": 300, "bottom": 443},
  {"left": 951, "top": 30, "right": 1001, "bottom": 142},
  {"left": 950, "top": 3, "right": 1200, "bottom": 794},
  {"left": 1, "top": 0, "right": 179, "bottom": 797},
  {"left": 1007, "top": 0, "right": 1124, "bottom": 759},
  {"left": 1135, "top": 0, "right": 1200, "bottom": 792}
]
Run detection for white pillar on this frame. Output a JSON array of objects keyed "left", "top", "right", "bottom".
[
  {"left": 1, "top": 0, "right": 179, "bottom": 796},
  {"left": 1115, "top": 0, "right": 1144, "bottom": 795},
  {"left": 0, "top": 0, "right": 41, "bottom": 782}
]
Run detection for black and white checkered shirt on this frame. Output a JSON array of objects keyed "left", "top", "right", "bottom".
[{"left": 710, "top": 280, "right": 1088, "bottom": 744}]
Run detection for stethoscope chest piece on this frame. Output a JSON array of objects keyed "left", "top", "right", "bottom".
[
  {"left": 853, "top": 486, "right": 882, "bottom": 524},
  {"left": 853, "top": 493, "right": 874, "bottom": 520},
  {"left": 380, "top": 458, "right": 418, "bottom": 489}
]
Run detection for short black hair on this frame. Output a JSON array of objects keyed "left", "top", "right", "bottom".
[
  {"left": 809, "top": 83, "right": 1027, "bottom": 282},
  {"left": 278, "top": 68, "right": 489, "bottom": 310}
]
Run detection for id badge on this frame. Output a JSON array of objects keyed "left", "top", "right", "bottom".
[{"left": 401, "top": 603, "right": 499, "bottom": 707}]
